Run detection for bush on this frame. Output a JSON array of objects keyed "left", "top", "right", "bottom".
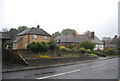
[
  {"left": 61, "top": 54, "right": 79, "bottom": 57},
  {"left": 27, "top": 42, "right": 49, "bottom": 52},
  {"left": 60, "top": 46, "right": 66, "bottom": 50},
  {"left": 27, "top": 42, "right": 40, "bottom": 52},
  {"left": 48, "top": 40, "right": 58, "bottom": 50},
  {"left": 65, "top": 48, "right": 72, "bottom": 52},
  {"left": 35, "top": 55, "right": 50, "bottom": 58},
  {"left": 79, "top": 41, "right": 95, "bottom": 50},
  {"left": 106, "top": 48, "right": 115, "bottom": 55},
  {"left": 67, "top": 44, "right": 75, "bottom": 49},
  {"left": 87, "top": 54, "right": 97, "bottom": 56},
  {"left": 94, "top": 51, "right": 106, "bottom": 57},
  {"left": 78, "top": 48, "right": 87, "bottom": 54},
  {"left": 41, "top": 42, "right": 49, "bottom": 52},
  {"left": 87, "top": 49, "right": 92, "bottom": 53}
]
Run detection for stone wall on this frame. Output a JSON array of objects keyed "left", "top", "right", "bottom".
[{"left": 26, "top": 56, "right": 98, "bottom": 66}]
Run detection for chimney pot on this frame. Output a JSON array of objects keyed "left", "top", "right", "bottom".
[
  {"left": 91, "top": 31, "right": 94, "bottom": 39},
  {"left": 37, "top": 25, "right": 40, "bottom": 28}
]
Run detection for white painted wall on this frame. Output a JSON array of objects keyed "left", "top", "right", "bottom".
[{"left": 94, "top": 44, "right": 104, "bottom": 50}]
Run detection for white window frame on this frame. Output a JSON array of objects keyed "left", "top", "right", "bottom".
[
  {"left": 44, "top": 36, "right": 48, "bottom": 40},
  {"left": 13, "top": 43, "right": 17, "bottom": 47},
  {"left": 24, "top": 43, "right": 27, "bottom": 49},
  {"left": 32, "top": 35, "right": 37, "bottom": 39}
]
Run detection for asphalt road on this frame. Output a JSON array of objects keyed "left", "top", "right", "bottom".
[{"left": 2, "top": 57, "right": 119, "bottom": 79}]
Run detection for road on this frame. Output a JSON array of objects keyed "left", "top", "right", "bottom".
[{"left": 2, "top": 57, "right": 119, "bottom": 79}]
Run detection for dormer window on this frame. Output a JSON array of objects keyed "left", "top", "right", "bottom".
[
  {"left": 32, "top": 35, "right": 37, "bottom": 39},
  {"left": 44, "top": 36, "right": 48, "bottom": 40}
]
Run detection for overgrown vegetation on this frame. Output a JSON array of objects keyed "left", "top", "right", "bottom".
[
  {"left": 87, "top": 54, "right": 97, "bottom": 56},
  {"left": 27, "top": 40, "right": 58, "bottom": 53},
  {"left": 35, "top": 55, "right": 50, "bottom": 58},
  {"left": 61, "top": 54, "right": 79, "bottom": 57},
  {"left": 79, "top": 41, "right": 95, "bottom": 50},
  {"left": 26, "top": 39, "right": 119, "bottom": 58}
]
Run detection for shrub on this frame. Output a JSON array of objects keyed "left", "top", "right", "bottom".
[
  {"left": 79, "top": 41, "right": 95, "bottom": 50},
  {"left": 48, "top": 40, "right": 58, "bottom": 50},
  {"left": 107, "top": 48, "right": 115, "bottom": 55},
  {"left": 65, "top": 48, "right": 72, "bottom": 52},
  {"left": 35, "top": 55, "right": 50, "bottom": 58},
  {"left": 41, "top": 42, "right": 49, "bottom": 52},
  {"left": 93, "top": 51, "right": 106, "bottom": 57},
  {"left": 60, "top": 46, "right": 66, "bottom": 50},
  {"left": 27, "top": 42, "right": 49, "bottom": 52},
  {"left": 87, "top": 54, "right": 97, "bottom": 56},
  {"left": 67, "top": 44, "right": 75, "bottom": 49},
  {"left": 78, "top": 48, "right": 87, "bottom": 54},
  {"left": 27, "top": 42, "right": 40, "bottom": 52},
  {"left": 61, "top": 54, "right": 79, "bottom": 57},
  {"left": 87, "top": 49, "right": 92, "bottom": 53}
]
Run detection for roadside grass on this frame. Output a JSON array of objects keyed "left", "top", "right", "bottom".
[
  {"left": 61, "top": 54, "right": 80, "bottom": 57},
  {"left": 87, "top": 53, "right": 97, "bottom": 56}
]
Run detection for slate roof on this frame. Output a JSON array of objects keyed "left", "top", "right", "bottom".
[
  {"left": 13, "top": 37, "right": 22, "bottom": 43},
  {"left": 17, "top": 27, "right": 51, "bottom": 36},
  {"left": 0, "top": 32, "right": 10, "bottom": 39},
  {"left": 55, "top": 34, "right": 90, "bottom": 43},
  {"left": 90, "top": 36, "right": 103, "bottom": 44},
  {"left": 55, "top": 34, "right": 103, "bottom": 44}
]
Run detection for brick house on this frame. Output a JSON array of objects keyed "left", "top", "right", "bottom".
[{"left": 13, "top": 26, "right": 51, "bottom": 50}]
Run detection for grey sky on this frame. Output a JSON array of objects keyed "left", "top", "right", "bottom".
[{"left": 0, "top": 0, "right": 119, "bottom": 39}]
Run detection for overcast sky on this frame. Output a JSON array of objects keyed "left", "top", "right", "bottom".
[{"left": 0, "top": 0, "right": 119, "bottom": 39}]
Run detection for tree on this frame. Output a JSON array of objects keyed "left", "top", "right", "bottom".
[
  {"left": 18, "top": 26, "right": 28, "bottom": 33},
  {"left": 84, "top": 31, "right": 91, "bottom": 35},
  {"left": 79, "top": 41, "right": 95, "bottom": 50},
  {"left": 52, "top": 31, "right": 61, "bottom": 38},
  {"left": 2, "top": 28, "right": 8, "bottom": 32},
  {"left": 61, "top": 28, "right": 76, "bottom": 35},
  {"left": 9, "top": 28, "right": 18, "bottom": 40},
  {"left": 48, "top": 40, "right": 58, "bottom": 50}
]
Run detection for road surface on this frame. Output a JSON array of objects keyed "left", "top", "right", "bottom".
[{"left": 2, "top": 57, "right": 119, "bottom": 79}]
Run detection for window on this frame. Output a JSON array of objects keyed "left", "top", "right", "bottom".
[
  {"left": 32, "top": 35, "right": 37, "bottom": 39},
  {"left": 13, "top": 43, "right": 16, "bottom": 48},
  {"left": 44, "top": 36, "right": 48, "bottom": 40},
  {"left": 24, "top": 43, "right": 27, "bottom": 49}
]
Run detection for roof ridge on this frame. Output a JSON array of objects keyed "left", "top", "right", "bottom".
[{"left": 29, "top": 27, "right": 34, "bottom": 34}]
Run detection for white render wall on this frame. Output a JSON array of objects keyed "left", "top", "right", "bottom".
[{"left": 94, "top": 44, "right": 104, "bottom": 50}]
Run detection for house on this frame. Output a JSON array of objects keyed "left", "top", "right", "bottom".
[
  {"left": 103, "top": 35, "right": 120, "bottom": 49},
  {"left": 13, "top": 26, "right": 52, "bottom": 50},
  {"left": 55, "top": 32, "right": 104, "bottom": 50},
  {"left": 0, "top": 32, "right": 10, "bottom": 50}
]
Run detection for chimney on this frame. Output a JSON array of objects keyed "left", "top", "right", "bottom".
[
  {"left": 37, "top": 25, "right": 40, "bottom": 28},
  {"left": 72, "top": 32, "right": 77, "bottom": 37},
  {"left": 91, "top": 31, "right": 94, "bottom": 39},
  {"left": 114, "top": 35, "right": 117, "bottom": 39}
]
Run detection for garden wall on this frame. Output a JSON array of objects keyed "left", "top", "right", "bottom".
[{"left": 26, "top": 56, "right": 98, "bottom": 66}]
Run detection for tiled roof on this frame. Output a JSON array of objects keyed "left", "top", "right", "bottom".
[
  {"left": 55, "top": 34, "right": 89, "bottom": 43},
  {"left": 17, "top": 27, "right": 51, "bottom": 36},
  {"left": 90, "top": 36, "right": 103, "bottom": 44},
  {"left": 55, "top": 34, "right": 103, "bottom": 44},
  {"left": 0, "top": 32, "right": 10, "bottom": 39},
  {"left": 13, "top": 37, "right": 22, "bottom": 43}
]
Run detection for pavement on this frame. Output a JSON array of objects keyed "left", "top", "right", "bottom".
[
  {"left": 2, "top": 56, "right": 118, "bottom": 73},
  {"left": 2, "top": 56, "right": 119, "bottom": 79}
]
